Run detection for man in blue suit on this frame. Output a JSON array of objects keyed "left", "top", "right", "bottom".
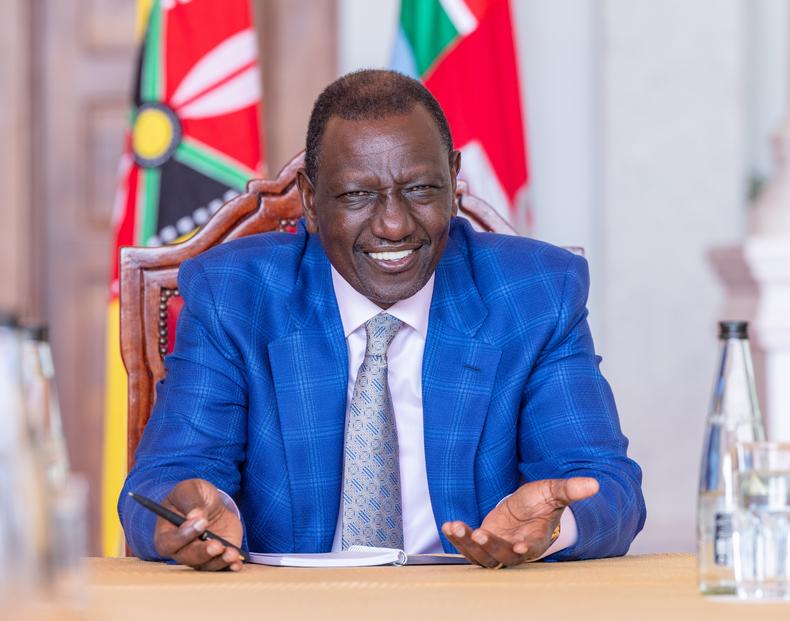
[{"left": 119, "top": 70, "right": 645, "bottom": 572}]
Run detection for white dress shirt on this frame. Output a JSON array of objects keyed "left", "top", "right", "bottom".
[{"left": 330, "top": 268, "right": 440, "bottom": 552}]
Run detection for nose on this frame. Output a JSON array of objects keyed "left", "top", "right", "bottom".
[{"left": 370, "top": 190, "right": 415, "bottom": 241}]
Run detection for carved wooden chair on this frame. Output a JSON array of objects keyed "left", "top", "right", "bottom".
[{"left": 120, "top": 151, "right": 517, "bottom": 469}]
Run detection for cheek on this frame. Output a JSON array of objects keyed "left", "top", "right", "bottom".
[
  {"left": 318, "top": 219, "right": 363, "bottom": 266},
  {"left": 424, "top": 213, "right": 453, "bottom": 243}
]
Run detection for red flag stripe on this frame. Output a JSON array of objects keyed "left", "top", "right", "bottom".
[{"left": 425, "top": 0, "right": 527, "bottom": 203}]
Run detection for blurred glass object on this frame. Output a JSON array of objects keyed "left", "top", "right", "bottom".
[
  {"left": 18, "top": 323, "right": 87, "bottom": 614},
  {"left": 0, "top": 312, "right": 49, "bottom": 615},
  {"left": 1, "top": 317, "right": 87, "bottom": 619},
  {"left": 49, "top": 474, "right": 88, "bottom": 610},
  {"left": 20, "top": 323, "right": 70, "bottom": 488},
  {"left": 697, "top": 321, "right": 766, "bottom": 595},
  {"left": 733, "top": 442, "right": 790, "bottom": 600}
]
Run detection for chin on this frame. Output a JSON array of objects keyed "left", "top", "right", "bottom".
[
  {"left": 353, "top": 263, "right": 433, "bottom": 307},
  {"left": 370, "top": 285, "right": 424, "bottom": 308}
]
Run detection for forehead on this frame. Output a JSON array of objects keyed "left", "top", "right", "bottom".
[{"left": 315, "top": 106, "right": 448, "bottom": 184}]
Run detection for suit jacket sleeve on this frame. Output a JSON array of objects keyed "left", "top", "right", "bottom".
[
  {"left": 518, "top": 254, "right": 646, "bottom": 560},
  {"left": 118, "top": 258, "right": 249, "bottom": 560}
]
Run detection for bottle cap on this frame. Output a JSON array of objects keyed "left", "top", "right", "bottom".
[
  {"left": 719, "top": 320, "right": 748, "bottom": 339},
  {"left": 19, "top": 322, "right": 48, "bottom": 342},
  {"left": 0, "top": 310, "right": 18, "bottom": 328}
]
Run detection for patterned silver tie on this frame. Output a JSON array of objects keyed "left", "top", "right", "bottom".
[{"left": 342, "top": 312, "right": 404, "bottom": 549}]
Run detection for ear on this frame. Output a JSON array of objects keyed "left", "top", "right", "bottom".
[
  {"left": 296, "top": 168, "right": 319, "bottom": 234},
  {"left": 449, "top": 150, "right": 461, "bottom": 217}
]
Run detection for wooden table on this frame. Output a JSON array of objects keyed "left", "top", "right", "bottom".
[{"left": 23, "top": 554, "right": 790, "bottom": 620}]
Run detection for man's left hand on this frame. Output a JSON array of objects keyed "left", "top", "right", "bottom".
[{"left": 441, "top": 477, "right": 599, "bottom": 569}]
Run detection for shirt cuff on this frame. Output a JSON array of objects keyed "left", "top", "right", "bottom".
[
  {"left": 217, "top": 489, "right": 241, "bottom": 520},
  {"left": 537, "top": 506, "right": 578, "bottom": 560}
]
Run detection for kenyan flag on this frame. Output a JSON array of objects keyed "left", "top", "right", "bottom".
[
  {"left": 392, "top": 0, "right": 529, "bottom": 228},
  {"left": 102, "top": 0, "right": 264, "bottom": 556},
  {"left": 112, "top": 0, "right": 263, "bottom": 265}
]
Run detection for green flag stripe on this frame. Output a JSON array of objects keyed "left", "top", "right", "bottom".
[
  {"left": 175, "top": 138, "right": 253, "bottom": 191},
  {"left": 400, "top": 0, "right": 459, "bottom": 76},
  {"left": 138, "top": 167, "right": 161, "bottom": 245},
  {"left": 141, "top": 1, "right": 164, "bottom": 101}
]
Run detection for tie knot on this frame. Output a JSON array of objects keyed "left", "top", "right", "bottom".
[{"left": 364, "top": 313, "right": 403, "bottom": 358}]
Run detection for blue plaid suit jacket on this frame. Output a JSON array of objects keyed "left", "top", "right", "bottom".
[{"left": 119, "top": 217, "right": 646, "bottom": 560}]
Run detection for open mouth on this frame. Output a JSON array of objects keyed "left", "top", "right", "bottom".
[
  {"left": 368, "top": 249, "right": 413, "bottom": 261},
  {"left": 363, "top": 247, "right": 419, "bottom": 272}
]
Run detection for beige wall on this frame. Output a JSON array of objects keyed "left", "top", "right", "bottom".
[
  {"left": 0, "top": 0, "right": 34, "bottom": 318},
  {"left": 256, "top": 0, "right": 337, "bottom": 174}
]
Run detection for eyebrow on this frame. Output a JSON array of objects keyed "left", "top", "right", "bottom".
[{"left": 329, "top": 168, "right": 445, "bottom": 190}]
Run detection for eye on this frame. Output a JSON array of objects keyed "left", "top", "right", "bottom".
[
  {"left": 404, "top": 184, "right": 441, "bottom": 200},
  {"left": 339, "top": 190, "right": 373, "bottom": 199}
]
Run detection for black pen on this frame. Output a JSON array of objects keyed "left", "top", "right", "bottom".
[{"left": 128, "top": 491, "right": 247, "bottom": 562}]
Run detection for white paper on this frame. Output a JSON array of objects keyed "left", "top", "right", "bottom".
[
  {"left": 248, "top": 545, "right": 471, "bottom": 567},
  {"left": 248, "top": 545, "right": 408, "bottom": 567}
]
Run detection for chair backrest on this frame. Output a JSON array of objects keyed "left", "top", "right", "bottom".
[{"left": 120, "top": 151, "right": 517, "bottom": 468}]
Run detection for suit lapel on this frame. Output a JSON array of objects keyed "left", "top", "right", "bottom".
[
  {"left": 422, "top": 230, "right": 502, "bottom": 551},
  {"left": 268, "top": 232, "right": 347, "bottom": 552}
]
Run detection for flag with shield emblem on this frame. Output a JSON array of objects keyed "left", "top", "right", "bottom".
[{"left": 102, "top": 0, "right": 265, "bottom": 556}]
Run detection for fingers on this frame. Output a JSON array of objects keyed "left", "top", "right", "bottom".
[
  {"left": 196, "top": 541, "right": 243, "bottom": 572},
  {"left": 547, "top": 477, "right": 599, "bottom": 508},
  {"left": 154, "top": 508, "right": 209, "bottom": 558},
  {"left": 156, "top": 512, "right": 243, "bottom": 571},
  {"left": 153, "top": 480, "right": 245, "bottom": 572},
  {"left": 470, "top": 528, "right": 529, "bottom": 567},
  {"left": 447, "top": 478, "right": 598, "bottom": 569},
  {"left": 442, "top": 521, "right": 524, "bottom": 569},
  {"left": 171, "top": 536, "right": 243, "bottom": 572},
  {"left": 442, "top": 521, "right": 498, "bottom": 567}
]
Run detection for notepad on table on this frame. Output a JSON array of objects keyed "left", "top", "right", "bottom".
[{"left": 248, "top": 545, "right": 470, "bottom": 567}]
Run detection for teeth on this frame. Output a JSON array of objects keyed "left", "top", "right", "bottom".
[{"left": 368, "top": 249, "right": 414, "bottom": 261}]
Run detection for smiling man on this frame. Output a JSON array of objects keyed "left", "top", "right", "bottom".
[{"left": 119, "top": 70, "right": 646, "bottom": 571}]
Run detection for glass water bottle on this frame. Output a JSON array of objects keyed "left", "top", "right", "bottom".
[
  {"left": 697, "top": 320, "right": 765, "bottom": 594},
  {"left": 20, "top": 323, "right": 70, "bottom": 487},
  {"left": 19, "top": 322, "right": 87, "bottom": 607}
]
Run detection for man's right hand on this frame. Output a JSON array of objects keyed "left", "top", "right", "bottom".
[{"left": 153, "top": 478, "right": 244, "bottom": 571}]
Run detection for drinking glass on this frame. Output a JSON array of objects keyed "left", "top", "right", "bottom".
[
  {"left": 49, "top": 474, "right": 89, "bottom": 610},
  {"left": 733, "top": 442, "right": 790, "bottom": 600}
]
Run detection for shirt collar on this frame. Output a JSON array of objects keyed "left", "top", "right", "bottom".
[{"left": 330, "top": 267, "right": 434, "bottom": 339}]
